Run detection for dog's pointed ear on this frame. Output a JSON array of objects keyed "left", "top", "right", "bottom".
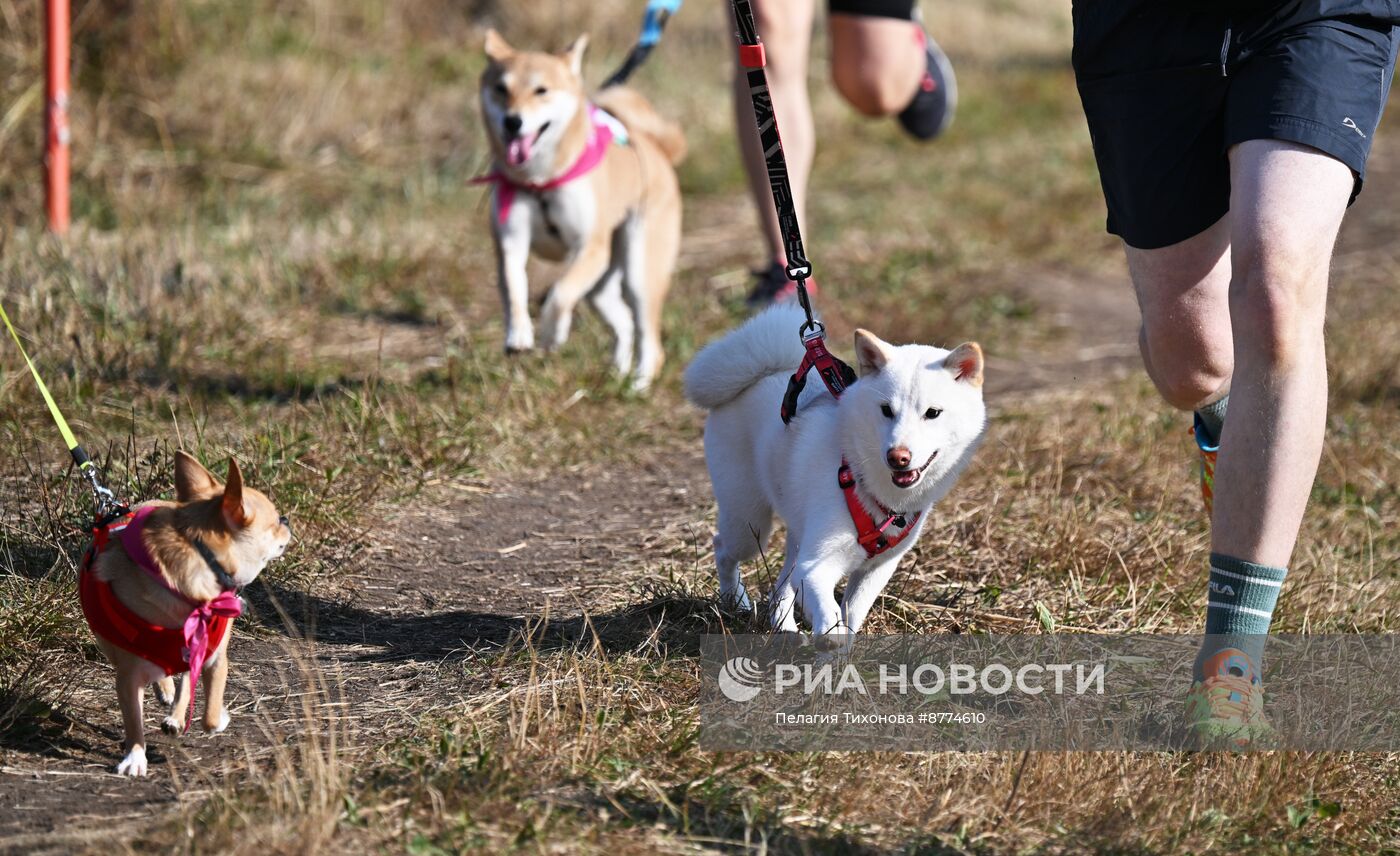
[
  {"left": 562, "top": 34, "right": 588, "bottom": 75},
  {"left": 854, "top": 329, "right": 895, "bottom": 377},
  {"left": 944, "top": 342, "right": 984, "bottom": 387},
  {"left": 175, "top": 451, "right": 222, "bottom": 501},
  {"left": 221, "top": 458, "right": 249, "bottom": 528},
  {"left": 484, "top": 29, "right": 514, "bottom": 64}
]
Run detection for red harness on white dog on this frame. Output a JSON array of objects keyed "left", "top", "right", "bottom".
[
  {"left": 79, "top": 507, "right": 240, "bottom": 731},
  {"left": 780, "top": 333, "right": 921, "bottom": 559},
  {"left": 838, "top": 461, "right": 921, "bottom": 558}
]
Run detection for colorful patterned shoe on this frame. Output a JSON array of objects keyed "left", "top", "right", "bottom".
[
  {"left": 1184, "top": 648, "right": 1274, "bottom": 749},
  {"left": 1191, "top": 414, "right": 1218, "bottom": 517}
]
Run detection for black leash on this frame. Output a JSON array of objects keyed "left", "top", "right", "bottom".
[
  {"left": 603, "top": 0, "right": 683, "bottom": 88},
  {"left": 729, "top": 0, "right": 857, "bottom": 422}
]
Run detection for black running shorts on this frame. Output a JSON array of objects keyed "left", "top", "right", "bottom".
[
  {"left": 1073, "top": 1, "right": 1400, "bottom": 249},
  {"left": 827, "top": 0, "right": 916, "bottom": 21}
]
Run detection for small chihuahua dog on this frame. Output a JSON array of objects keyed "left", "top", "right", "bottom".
[{"left": 83, "top": 452, "right": 291, "bottom": 776}]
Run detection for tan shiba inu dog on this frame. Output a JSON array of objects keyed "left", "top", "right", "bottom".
[
  {"left": 479, "top": 30, "right": 686, "bottom": 390},
  {"left": 86, "top": 452, "right": 291, "bottom": 776}
]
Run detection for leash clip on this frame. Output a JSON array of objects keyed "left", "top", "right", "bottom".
[
  {"left": 81, "top": 465, "right": 125, "bottom": 520},
  {"left": 90, "top": 480, "right": 122, "bottom": 518}
]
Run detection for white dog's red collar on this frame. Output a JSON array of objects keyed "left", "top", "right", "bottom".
[
  {"left": 838, "top": 461, "right": 920, "bottom": 557},
  {"left": 473, "top": 105, "right": 624, "bottom": 225}
]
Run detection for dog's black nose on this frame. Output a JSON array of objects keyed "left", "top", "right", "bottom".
[{"left": 503, "top": 114, "right": 523, "bottom": 136}]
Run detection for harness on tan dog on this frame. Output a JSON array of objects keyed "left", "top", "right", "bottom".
[{"left": 473, "top": 105, "right": 627, "bottom": 227}]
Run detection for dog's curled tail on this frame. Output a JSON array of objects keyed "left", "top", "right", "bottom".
[
  {"left": 595, "top": 86, "right": 687, "bottom": 165},
  {"left": 683, "top": 303, "right": 809, "bottom": 410}
]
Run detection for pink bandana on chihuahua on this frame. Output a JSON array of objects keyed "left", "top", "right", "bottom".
[{"left": 473, "top": 105, "right": 624, "bottom": 225}]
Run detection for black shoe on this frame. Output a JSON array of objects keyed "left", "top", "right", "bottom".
[
  {"left": 897, "top": 26, "right": 957, "bottom": 141},
  {"left": 746, "top": 261, "right": 799, "bottom": 308}
]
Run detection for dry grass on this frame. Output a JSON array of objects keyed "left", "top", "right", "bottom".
[
  {"left": 1, "top": 0, "right": 1398, "bottom": 853},
  {"left": 152, "top": 651, "right": 350, "bottom": 855}
]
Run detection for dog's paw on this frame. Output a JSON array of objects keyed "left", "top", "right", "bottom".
[
  {"left": 537, "top": 328, "right": 565, "bottom": 353},
  {"left": 611, "top": 349, "right": 635, "bottom": 377},
  {"left": 769, "top": 605, "right": 800, "bottom": 633},
  {"left": 536, "top": 308, "right": 573, "bottom": 352},
  {"left": 116, "top": 746, "right": 148, "bottom": 777},
  {"left": 813, "top": 631, "right": 856, "bottom": 658},
  {"left": 154, "top": 678, "right": 176, "bottom": 707},
  {"left": 504, "top": 326, "right": 536, "bottom": 354},
  {"left": 204, "top": 709, "right": 231, "bottom": 735},
  {"left": 160, "top": 715, "right": 183, "bottom": 736},
  {"left": 719, "top": 585, "right": 754, "bottom": 614}
]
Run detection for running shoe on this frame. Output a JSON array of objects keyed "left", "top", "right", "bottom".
[
  {"left": 1191, "top": 414, "right": 1218, "bottom": 517},
  {"left": 898, "top": 18, "right": 957, "bottom": 141},
  {"left": 1184, "top": 647, "right": 1274, "bottom": 749},
  {"left": 745, "top": 261, "right": 816, "bottom": 308}
]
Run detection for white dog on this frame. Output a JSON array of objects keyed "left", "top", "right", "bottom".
[{"left": 684, "top": 304, "right": 986, "bottom": 641}]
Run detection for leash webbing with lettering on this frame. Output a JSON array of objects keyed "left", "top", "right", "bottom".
[{"left": 728, "top": 0, "right": 857, "bottom": 423}]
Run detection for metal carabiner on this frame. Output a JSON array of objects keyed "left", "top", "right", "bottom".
[{"left": 82, "top": 465, "right": 123, "bottom": 518}]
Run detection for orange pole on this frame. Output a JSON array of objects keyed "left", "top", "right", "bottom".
[{"left": 45, "top": 0, "right": 71, "bottom": 234}]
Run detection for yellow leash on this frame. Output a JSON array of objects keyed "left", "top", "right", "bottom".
[{"left": 1, "top": 299, "right": 122, "bottom": 514}]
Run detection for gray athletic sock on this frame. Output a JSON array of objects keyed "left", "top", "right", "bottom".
[
  {"left": 1192, "top": 553, "right": 1287, "bottom": 682},
  {"left": 1194, "top": 395, "right": 1228, "bottom": 447}
]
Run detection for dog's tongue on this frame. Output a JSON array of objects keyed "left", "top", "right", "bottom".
[{"left": 507, "top": 133, "right": 533, "bottom": 166}]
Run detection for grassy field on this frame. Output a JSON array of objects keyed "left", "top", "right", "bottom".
[{"left": 1, "top": 0, "right": 1399, "bottom": 852}]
